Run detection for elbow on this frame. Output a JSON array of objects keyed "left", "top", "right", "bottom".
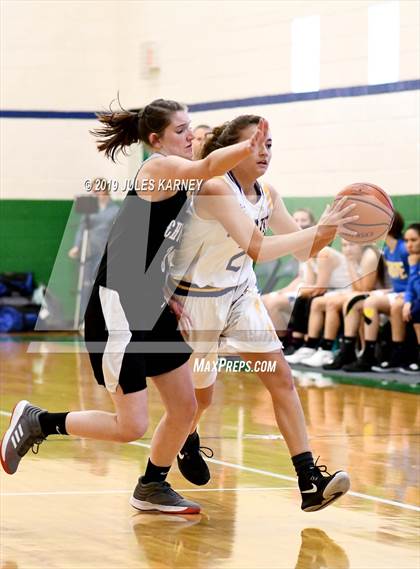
[
  {"left": 247, "top": 233, "right": 264, "bottom": 262},
  {"left": 247, "top": 244, "right": 261, "bottom": 262}
]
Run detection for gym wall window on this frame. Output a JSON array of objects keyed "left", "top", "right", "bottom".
[
  {"left": 368, "top": 1, "right": 400, "bottom": 85},
  {"left": 291, "top": 15, "right": 320, "bottom": 93}
]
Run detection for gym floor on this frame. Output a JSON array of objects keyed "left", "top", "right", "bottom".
[{"left": 1, "top": 334, "right": 419, "bottom": 569}]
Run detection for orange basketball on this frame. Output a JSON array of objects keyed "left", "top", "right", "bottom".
[{"left": 333, "top": 182, "right": 394, "bottom": 243}]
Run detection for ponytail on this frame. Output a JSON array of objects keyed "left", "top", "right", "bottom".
[
  {"left": 92, "top": 109, "right": 140, "bottom": 162},
  {"left": 91, "top": 98, "right": 187, "bottom": 162}
]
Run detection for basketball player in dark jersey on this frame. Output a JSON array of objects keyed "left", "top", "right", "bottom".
[{"left": 0, "top": 98, "right": 268, "bottom": 514}]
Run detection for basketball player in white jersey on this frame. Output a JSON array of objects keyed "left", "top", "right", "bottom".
[{"left": 170, "top": 115, "right": 358, "bottom": 512}]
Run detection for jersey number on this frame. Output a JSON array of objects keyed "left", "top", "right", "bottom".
[{"left": 226, "top": 250, "right": 246, "bottom": 272}]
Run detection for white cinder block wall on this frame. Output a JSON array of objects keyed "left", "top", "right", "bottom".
[{"left": 1, "top": 0, "right": 419, "bottom": 200}]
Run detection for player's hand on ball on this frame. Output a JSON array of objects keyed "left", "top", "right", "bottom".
[{"left": 318, "top": 198, "right": 359, "bottom": 236}]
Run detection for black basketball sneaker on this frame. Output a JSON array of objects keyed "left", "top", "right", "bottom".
[
  {"left": 299, "top": 460, "right": 350, "bottom": 512},
  {"left": 177, "top": 431, "right": 213, "bottom": 486}
]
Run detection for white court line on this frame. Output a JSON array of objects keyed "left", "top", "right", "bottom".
[
  {"left": 2, "top": 487, "right": 296, "bottom": 497},
  {"left": 1, "top": 411, "right": 419, "bottom": 512}
]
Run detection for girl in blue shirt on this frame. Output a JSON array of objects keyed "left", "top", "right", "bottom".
[{"left": 376, "top": 223, "right": 420, "bottom": 374}]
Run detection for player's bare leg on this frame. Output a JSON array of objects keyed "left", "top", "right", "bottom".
[
  {"left": 176, "top": 353, "right": 216, "bottom": 486},
  {"left": 239, "top": 350, "right": 350, "bottom": 512}
]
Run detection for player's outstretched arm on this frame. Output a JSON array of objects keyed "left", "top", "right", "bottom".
[
  {"left": 267, "top": 184, "right": 361, "bottom": 260},
  {"left": 196, "top": 180, "right": 359, "bottom": 263},
  {"left": 144, "top": 119, "right": 269, "bottom": 183}
]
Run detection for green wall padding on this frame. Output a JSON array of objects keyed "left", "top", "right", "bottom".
[
  {"left": 282, "top": 195, "right": 419, "bottom": 228},
  {"left": 0, "top": 200, "right": 74, "bottom": 283}
]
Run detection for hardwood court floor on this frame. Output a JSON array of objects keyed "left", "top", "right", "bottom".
[{"left": 0, "top": 334, "right": 419, "bottom": 569}]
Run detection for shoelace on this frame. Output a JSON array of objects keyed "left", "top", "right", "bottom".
[
  {"left": 159, "top": 481, "right": 176, "bottom": 494},
  {"left": 199, "top": 446, "right": 214, "bottom": 459},
  {"left": 31, "top": 437, "right": 46, "bottom": 455},
  {"left": 148, "top": 481, "right": 184, "bottom": 501},
  {"left": 182, "top": 445, "right": 214, "bottom": 459},
  {"left": 145, "top": 481, "right": 176, "bottom": 493},
  {"left": 312, "top": 457, "right": 331, "bottom": 477},
  {"left": 20, "top": 435, "right": 45, "bottom": 457}
]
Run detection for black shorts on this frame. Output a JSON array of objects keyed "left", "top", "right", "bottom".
[
  {"left": 84, "top": 285, "right": 192, "bottom": 394},
  {"left": 412, "top": 300, "right": 420, "bottom": 323}
]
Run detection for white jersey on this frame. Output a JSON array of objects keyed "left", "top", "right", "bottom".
[
  {"left": 302, "top": 248, "right": 353, "bottom": 290},
  {"left": 171, "top": 171, "right": 273, "bottom": 289}
]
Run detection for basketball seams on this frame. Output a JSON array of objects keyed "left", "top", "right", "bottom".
[
  {"left": 361, "top": 183, "right": 394, "bottom": 209},
  {"left": 340, "top": 183, "right": 393, "bottom": 209},
  {"left": 333, "top": 196, "right": 393, "bottom": 219},
  {"left": 334, "top": 183, "right": 394, "bottom": 243},
  {"left": 339, "top": 231, "right": 388, "bottom": 243},
  {"left": 349, "top": 222, "right": 390, "bottom": 228}
]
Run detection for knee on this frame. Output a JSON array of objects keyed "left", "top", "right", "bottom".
[
  {"left": 364, "top": 296, "right": 376, "bottom": 309},
  {"left": 196, "top": 387, "right": 214, "bottom": 411},
  {"left": 326, "top": 297, "right": 340, "bottom": 311},
  {"left": 266, "top": 366, "right": 295, "bottom": 394},
  {"left": 280, "top": 367, "right": 295, "bottom": 390},
  {"left": 391, "top": 298, "right": 404, "bottom": 315},
  {"left": 168, "top": 394, "right": 198, "bottom": 424},
  {"left": 117, "top": 419, "right": 148, "bottom": 443},
  {"left": 311, "top": 297, "right": 323, "bottom": 311},
  {"left": 184, "top": 396, "right": 198, "bottom": 421},
  {"left": 325, "top": 299, "right": 334, "bottom": 313}
]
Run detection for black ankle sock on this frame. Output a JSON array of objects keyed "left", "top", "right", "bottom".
[
  {"left": 392, "top": 341, "right": 404, "bottom": 352},
  {"left": 320, "top": 338, "right": 333, "bottom": 351},
  {"left": 363, "top": 340, "right": 376, "bottom": 356},
  {"left": 181, "top": 430, "right": 199, "bottom": 453},
  {"left": 343, "top": 336, "right": 356, "bottom": 348},
  {"left": 142, "top": 459, "right": 171, "bottom": 484},
  {"left": 306, "top": 337, "right": 319, "bottom": 349},
  {"left": 390, "top": 341, "right": 406, "bottom": 363},
  {"left": 292, "top": 451, "right": 315, "bottom": 478},
  {"left": 341, "top": 336, "right": 356, "bottom": 357},
  {"left": 291, "top": 336, "right": 304, "bottom": 349},
  {"left": 39, "top": 412, "right": 69, "bottom": 436}
]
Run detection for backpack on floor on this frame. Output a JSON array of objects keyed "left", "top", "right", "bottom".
[
  {"left": 0, "top": 272, "right": 35, "bottom": 298},
  {"left": 0, "top": 304, "right": 40, "bottom": 332}
]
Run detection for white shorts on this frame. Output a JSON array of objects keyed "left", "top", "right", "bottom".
[
  {"left": 370, "top": 290, "right": 402, "bottom": 305},
  {"left": 173, "top": 280, "right": 282, "bottom": 388},
  {"left": 368, "top": 290, "right": 404, "bottom": 326}
]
